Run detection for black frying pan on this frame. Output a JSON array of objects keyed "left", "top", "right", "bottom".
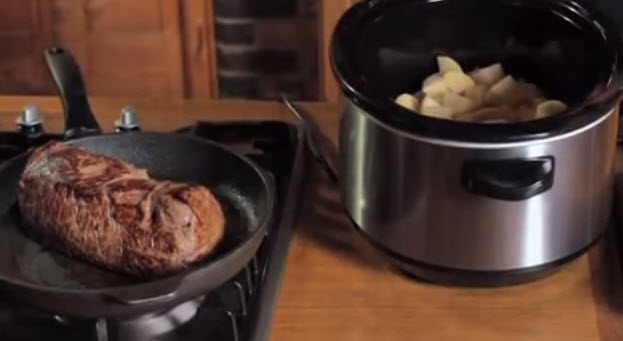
[{"left": 0, "top": 48, "right": 275, "bottom": 318}]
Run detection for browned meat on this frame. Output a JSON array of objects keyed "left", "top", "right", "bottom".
[{"left": 17, "top": 141, "right": 225, "bottom": 277}]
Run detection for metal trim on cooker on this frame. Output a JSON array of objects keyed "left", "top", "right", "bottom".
[
  {"left": 391, "top": 234, "right": 602, "bottom": 286},
  {"left": 348, "top": 101, "right": 616, "bottom": 149},
  {"left": 347, "top": 209, "right": 603, "bottom": 286}
]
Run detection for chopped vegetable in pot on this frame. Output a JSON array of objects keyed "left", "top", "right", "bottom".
[{"left": 394, "top": 56, "right": 568, "bottom": 123}]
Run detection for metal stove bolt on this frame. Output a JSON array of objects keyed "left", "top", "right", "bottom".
[
  {"left": 16, "top": 104, "right": 43, "bottom": 136},
  {"left": 115, "top": 106, "right": 141, "bottom": 132},
  {"left": 16, "top": 104, "right": 43, "bottom": 127}
]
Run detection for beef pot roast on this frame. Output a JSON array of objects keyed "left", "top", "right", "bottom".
[{"left": 17, "top": 141, "right": 225, "bottom": 277}]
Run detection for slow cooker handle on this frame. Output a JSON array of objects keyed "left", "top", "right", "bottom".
[{"left": 461, "top": 157, "right": 554, "bottom": 201}]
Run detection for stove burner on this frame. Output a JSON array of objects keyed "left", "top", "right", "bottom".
[{"left": 0, "top": 115, "right": 307, "bottom": 341}]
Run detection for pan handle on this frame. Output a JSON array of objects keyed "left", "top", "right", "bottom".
[{"left": 44, "top": 47, "right": 102, "bottom": 139}]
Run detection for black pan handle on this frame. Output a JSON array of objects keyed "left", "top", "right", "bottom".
[
  {"left": 44, "top": 47, "right": 101, "bottom": 139},
  {"left": 462, "top": 157, "right": 555, "bottom": 201}
]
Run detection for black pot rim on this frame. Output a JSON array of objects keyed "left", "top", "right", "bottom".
[{"left": 330, "top": 0, "right": 623, "bottom": 143}]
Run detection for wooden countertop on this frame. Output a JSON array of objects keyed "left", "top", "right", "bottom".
[{"left": 0, "top": 95, "right": 621, "bottom": 341}]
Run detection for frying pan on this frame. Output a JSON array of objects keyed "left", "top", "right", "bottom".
[{"left": 0, "top": 47, "right": 275, "bottom": 318}]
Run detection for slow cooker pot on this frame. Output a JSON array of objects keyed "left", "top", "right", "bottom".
[{"left": 330, "top": 0, "right": 623, "bottom": 285}]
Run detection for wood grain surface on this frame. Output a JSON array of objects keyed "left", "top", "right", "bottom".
[{"left": 0, "top": 96, "right": 620, "bottom": 341}]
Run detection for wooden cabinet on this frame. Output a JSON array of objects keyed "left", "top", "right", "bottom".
[
  {"left": 52, "top": 0, "right": 186, "bottom": 98},
  {"left": 0, "top": 0, "right": 203, "bottom": 99},
  {"left": 0, "top": 0, "right": 354, "bottom": 101},
  {"left": 0, "top": 1, "right": 53, "bottom": 94}
]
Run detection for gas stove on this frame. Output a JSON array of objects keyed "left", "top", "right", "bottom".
[{"left": 0, "top": 105, "right": 307, "bottom": 341}]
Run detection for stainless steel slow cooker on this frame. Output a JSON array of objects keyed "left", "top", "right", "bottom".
[{"left": 330, "top": 0, "right": 623, "bottom": 285}]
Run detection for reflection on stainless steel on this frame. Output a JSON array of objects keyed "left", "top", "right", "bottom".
[
  {"left": 53, "top": 314, "right": 71, "bottom": 324},
  {"left": 522, "top": 195, "right": 545, "bottom": 266},
  {"left": 96, "top": 319, "right": 108, "bottom": 341},
  {"left": 340, "top": 99, "right": 616, "bottom": 271},
  {"left": 352, "top": 111, "right": 368, "bottom": 223}
]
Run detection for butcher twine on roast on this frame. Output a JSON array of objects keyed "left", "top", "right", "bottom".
[{"left": 17, "top": 141, "right": 225, "bottom": 276}]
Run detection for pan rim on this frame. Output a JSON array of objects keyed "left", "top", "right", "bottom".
[{"left": 0, "top": 132, "right": 275, "bottom": 297}]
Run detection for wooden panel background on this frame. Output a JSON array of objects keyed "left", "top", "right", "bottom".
[
  {"left": 0, "top": 0, "right": 194, "bottom": 98},
  {"left": 0, "top": 0, "right": 354, "bottom": 101},
  {"left": 52, "top": 0, "right": 186, "bottom": 98},
  {"left": 181, "top": 0, "right": 218, "bottom": 99},
  {"left": 0, "top": 0, "right": 53, "bottom": 94}
]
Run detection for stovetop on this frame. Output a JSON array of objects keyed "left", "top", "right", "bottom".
[{"left": 0, "top": 107, "right": 307, "bottom": 341}]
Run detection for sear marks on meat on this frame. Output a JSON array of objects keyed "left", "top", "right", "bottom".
[{"left": 17, "top": 141, "right": 225, "bottom": 277}]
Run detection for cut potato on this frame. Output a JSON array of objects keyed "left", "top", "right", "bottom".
[
  {"left": 533, "top": 97, "right": 547, "bottom": 105},
  {"left": 470, "top": 63, "right": 504, "bottom": 86},
  {"left": 464, "top": 85, "right": 486, "bottom": 106},
  {"left": 421, "top": 96, "right": 453, "bottom": 118},
  {"left": 486, "top": 75, "right": 517, "bottom": 105},
  {"left": 422, "top": 73, "right": 442, "bottom": 87},
  {"left": 488, "top": 80, "right": 541, "bottom": 105},
  {"left": 442, "top": 71, "right": 475, "bottom": 94},
  {"left": 483, "top": 119, "right": 512, "bottom": 124},
  {"left": 536, "top": 100, "right": 567, "bottom": 119},
  {"left": 453, "top": 107, "right": 502, "bottom": 122},
  {"left": 437, "top": 56, "right": 463, "bottom": 74},
  {"left": 442, "top": 93, "right": 476, "bottom": 115},
  {"left": 421, "top": 106, "right": 454, "bottom": 118},
  {"left": 395, "top": 93, "right": 419, "bottom": 112},
  {"left": 458, "top": 106, "right": 533, "bottom": 123},
  {"left": 399, "top": 54, "right": 567, "bottom": 123},
  {"left": 421, "top": 96, "right": 441, "bottom": 109},
  {"left": 516, "top": 82, "right": 542, "bottom": 101},
  {"left": 422, "top": 76, "right": 447, "bottom": 97}
]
